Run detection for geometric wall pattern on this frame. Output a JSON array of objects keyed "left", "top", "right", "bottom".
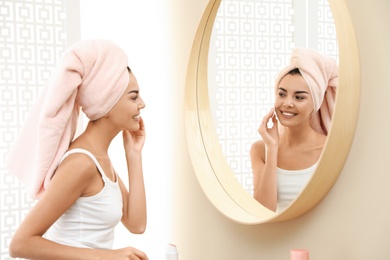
[
  {"left": 209, "top": 0, "right": 338, "bottom": 194},
  {"left": 318, "top": 0, "right": 338, "bottom": 57},
  {"left": 0, "top": 1, "right": 67, "bottom": 258}
]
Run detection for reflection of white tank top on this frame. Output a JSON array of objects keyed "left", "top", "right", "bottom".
[
  {"left": 276, "top": 163, "right": 318, "bottom": 213},
  {"left": 47, "top": 148, "right": 123, "bottom": 249}
]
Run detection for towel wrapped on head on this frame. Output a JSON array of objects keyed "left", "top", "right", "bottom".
[
  {"left": 6, "top": 39, "right": 130, "bottom": 199},
  {"left": 274, "top": 48, "right": 338, "bottom": 135}
]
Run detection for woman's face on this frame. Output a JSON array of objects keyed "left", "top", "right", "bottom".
[
  {"left": 274, "top": 73, "right": 314, "bottom": 128},
  {"left": 107, "top": 71, "right": 145, "bottom": 131}
]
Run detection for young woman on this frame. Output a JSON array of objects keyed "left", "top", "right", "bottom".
[
  {"left": 7, "top": 40, "right": 148, "bottom": 260},
  {"left": 250, "top": 48, "right": 338, "bottom": 213}
]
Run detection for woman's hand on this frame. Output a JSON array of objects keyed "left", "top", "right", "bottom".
[
  {"left": 123, "top": 117, "right": 146, "bottom": 153},
  {"left": 258, "top": 107, "right": 279, "bottom": 148},
  {"left": 99, "top": 246, "right": 148, "bottom": 260}
]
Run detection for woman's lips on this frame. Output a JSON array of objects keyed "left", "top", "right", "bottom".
[{"left": 280, "top": 111, "right": 297, "bottom": 117}]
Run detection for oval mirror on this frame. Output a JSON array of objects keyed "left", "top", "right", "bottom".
[
  {"left": 185, "top": 0, "right": 359, "bottom": 224},
  {"left": 208, "top": 1, "right": 340, "bottom": 212}
]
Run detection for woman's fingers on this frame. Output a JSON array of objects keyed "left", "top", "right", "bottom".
[
  {"left": 257, "top": 107, "right": 279, "bottom": 146},
  {"left": 259, "top": 107, "right": 275, "bottom": 132},
  {"left": 264, "top": 107, "right": 275, "bottom": 123}
]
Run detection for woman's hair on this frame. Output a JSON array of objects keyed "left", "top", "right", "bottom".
[{"left": 287, "top": 68, "right": 301, "bottom": 75}]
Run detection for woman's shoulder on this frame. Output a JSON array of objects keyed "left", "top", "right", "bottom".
[
  {"left": 48, "top": 149, "right": 101, "bottom": 198},
  {"left": 250, "top": 139, "right": 265, "bottom": 157},
  {"left": 56, "top": 149, "right": 98, "bottom": 179},
  {"left": 312, "top": 131, "right": 327, "bottom": 149}
]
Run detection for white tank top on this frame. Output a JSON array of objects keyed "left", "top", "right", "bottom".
[
  {"left": 46, "top": 148, "right": 123, "bottom": 249},
  {"left": 276, "top": 163, "right": 318, "bottom": 213}
]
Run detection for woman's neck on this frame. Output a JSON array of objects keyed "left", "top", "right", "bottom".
[
  {"left": 280, "top": 123, "right": 321, "bottom": 147},
  {"left": 71, "top": 120, "right": 120, "bottom": 156}
]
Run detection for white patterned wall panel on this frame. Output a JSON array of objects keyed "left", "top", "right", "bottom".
[
  {"left": 318, "top": 0, "right": 338, "bottom": 58},
  {"left": 0, "top": 1, "right": 67, "bottom": 259},
  {"left": 209, "top": 0, "right": 338, "bottom": 194}
]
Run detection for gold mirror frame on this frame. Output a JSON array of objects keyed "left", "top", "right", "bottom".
[{"left": 185, "top": 0, "right": 360, "bottom": 224}]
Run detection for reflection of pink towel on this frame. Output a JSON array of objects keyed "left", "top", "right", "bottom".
[
  {"left": 274, "top": 48, "right": 338, "bottom": 135},
  {"left": 6, "top": 39, "right": 130, "bottom": 199}
]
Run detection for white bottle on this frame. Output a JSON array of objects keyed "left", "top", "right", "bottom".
[{"left": 166, "top": 243, "right": 178, "bottom": 260}]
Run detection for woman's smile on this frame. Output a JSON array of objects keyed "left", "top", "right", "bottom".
[{"left": 280, "top": 110, "right": 297, "bottom": 117}]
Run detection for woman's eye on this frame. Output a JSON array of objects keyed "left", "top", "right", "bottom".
[
  {"left": 131, "top": 95, "right": 138, "bottom": 101},
  {"left": 278, "top": 92, "right": 286, "bottom": 97},
  {"left": 295, "top": 96, "right": 305, "bottom": 100}
]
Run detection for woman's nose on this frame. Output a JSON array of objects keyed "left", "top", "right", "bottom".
[
  {"left": 283, "top": 99, "right": 294, "bottom": 107},
  {"left": 139, "top": 98, "right": 146, "bottom": 109}
]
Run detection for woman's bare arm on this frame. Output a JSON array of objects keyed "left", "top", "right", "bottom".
[
  {"left": 250, "top": 108, "right": 279, "bottom": 211},
  {"left": 250, "top": 140, "right": 278, "bottom": 211},
  {"left": 9, "top": 154, "right": 148, "bottom": 260},
  {"left": 120, "top": 117, "right": 147, "bottom": 233},
  {"left": 9, "top": 155, "right": 104, "bottom": 260}
]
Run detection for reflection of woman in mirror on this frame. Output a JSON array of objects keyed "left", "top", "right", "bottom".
[
  {"left": 250, "top": 48, "right": 338, "bottom": 212},
  {"left": 7, "top": 40, "right": 149, "bottom": 259}
]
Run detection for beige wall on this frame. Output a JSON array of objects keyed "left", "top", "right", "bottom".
[{"left": 169, "top": 0, "right": 390, "bottom": 259}]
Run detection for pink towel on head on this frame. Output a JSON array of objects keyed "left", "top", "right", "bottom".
[
  {"left": 6, "top": 39, "right": 130, "bottom": 199},
  {"left": 274, "top": 48, "right": 338, "bottom": 135}
]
